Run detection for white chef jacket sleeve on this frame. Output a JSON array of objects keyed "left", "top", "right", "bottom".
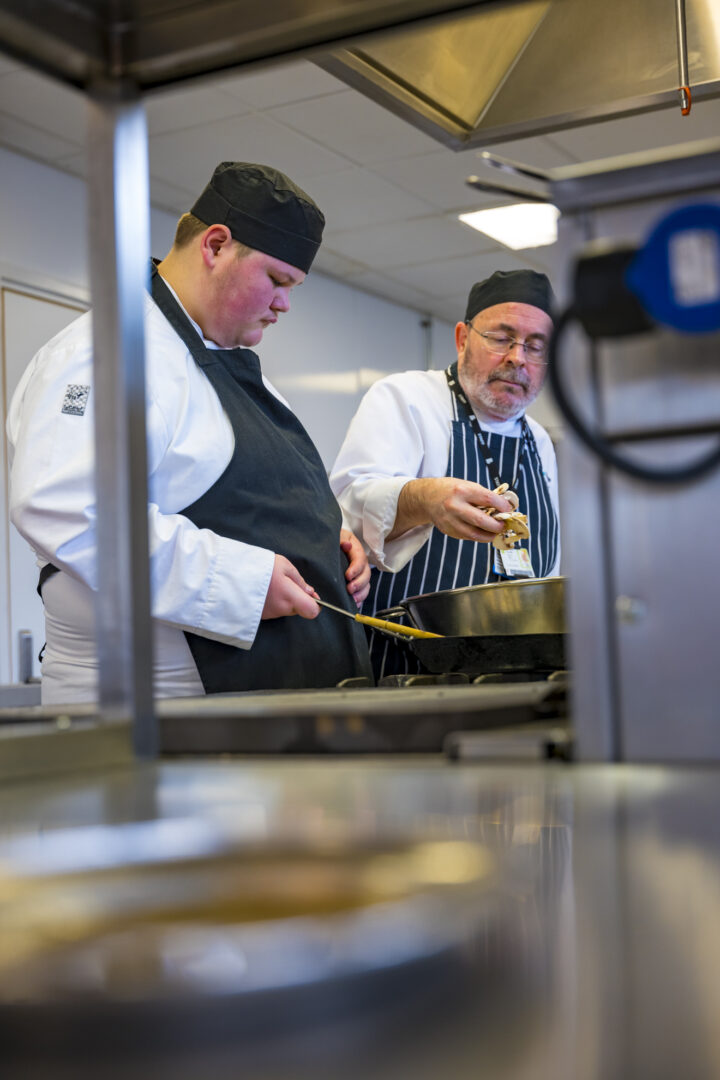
[
  {"left": 7, "top": 312, "right": 274, "bottom": 649},
  {"left": 330, "top": 373, "right": 449, "bottom": 573}
]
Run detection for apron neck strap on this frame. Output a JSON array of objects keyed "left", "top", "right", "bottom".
[
  {"left": 150, "top": 259, "right": 249, "bottom": 369},
  {"left": 445, "top": 361, "right": 530, "bottom": 491}
]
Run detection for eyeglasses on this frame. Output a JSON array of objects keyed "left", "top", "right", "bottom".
[{"left": 467, "top": 324, "right": 548, "bottom": 365}]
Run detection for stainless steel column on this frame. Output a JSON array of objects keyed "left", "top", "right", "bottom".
[
  {"left": 550, "top": 142, "right": 720, "bottom": 761},
  {"left": 87, "top": 80, "right": 155, "bottom": 756}
]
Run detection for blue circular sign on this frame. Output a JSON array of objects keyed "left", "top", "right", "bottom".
[{"left": 626, "top": 202, "right": 720, "bottom": 333}]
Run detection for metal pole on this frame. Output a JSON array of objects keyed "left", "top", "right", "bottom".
[
  {"left": 17, "top": 630, "right": 33, "bottom": 684},
  {"left": 675, "top": 0, "right": 691, "bottom": 114},
  {"left": 86, "top": 80, "right": 156, "bottom": 756}
]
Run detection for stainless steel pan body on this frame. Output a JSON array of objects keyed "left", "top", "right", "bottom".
[{"left": 399, "top": 577, "right": 566, "bottom": 638}]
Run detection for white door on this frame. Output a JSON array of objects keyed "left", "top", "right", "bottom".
[{"left": 1, "top": 286, "right": 86, "bottom": 683}]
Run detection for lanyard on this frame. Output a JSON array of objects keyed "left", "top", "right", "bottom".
[
  {"left": 445, "top": 360, "right": 554, "bottom": 494},
  {"left": 445, "top": 362, "right": 533, "bottom": 490}
]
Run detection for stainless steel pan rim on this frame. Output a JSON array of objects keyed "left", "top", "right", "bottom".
[{"left": 399, "top": 577, "right": 567, "bottom": 638}]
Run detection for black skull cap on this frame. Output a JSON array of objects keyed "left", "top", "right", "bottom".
[
  {"left": 190, "top": 162, "right": 325, "bottom": 273},
  {"left": 465, "top": 269, "right": 555, "bottom": 322}
]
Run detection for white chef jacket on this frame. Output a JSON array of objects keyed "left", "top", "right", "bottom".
[
  {"left": 6, "top": 289, "right": 291, "bottom": 702},
  {"left": 329, "top": 368, "right": 560, "bottom": 575}
]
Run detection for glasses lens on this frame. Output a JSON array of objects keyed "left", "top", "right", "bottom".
[
  {"left": 472, "top": 327, "right": 547, "bottom": 363},
  {"left": 482, "top": 332, "right": 513, "bottom": 354}
]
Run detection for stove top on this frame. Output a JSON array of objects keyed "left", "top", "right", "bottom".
[
  {"left": 158, "top": 676, "right": 569, "bottom": 756},
  {"left": 0, "top": 669, "right": 570, "bottom": 759}
]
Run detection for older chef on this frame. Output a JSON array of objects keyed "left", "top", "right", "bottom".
[
  {"left": 330, "top": 269, "right": 560, "bottom": 679},
  {"left": 8, "top": 161, "right": 372, "bottom": 703}
]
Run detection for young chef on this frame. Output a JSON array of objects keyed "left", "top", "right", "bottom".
[
  {"left": 330, "top": 269, "right": 561, "bottom": 679},
  {"left": 7, "top": 161, "right": 373, "bottom": 702}
]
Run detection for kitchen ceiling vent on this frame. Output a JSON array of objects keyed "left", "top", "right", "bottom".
[{"left": 316, "top": 0, "right": 720, "bottom": 148}]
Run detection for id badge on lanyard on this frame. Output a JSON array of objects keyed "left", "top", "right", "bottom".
[{"left": 494, "top": 547, "right": 535, "bottom": 578}]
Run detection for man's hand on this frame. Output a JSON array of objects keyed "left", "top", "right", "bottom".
[
  {"left": 261, "top": 554, "right": 320, "bottom": 620},
  {"left": 340, "top": 528, "right": 371, "bottom": 607},
  {"left": 388, "top": 477, "right": 513, "bottom": 543}
]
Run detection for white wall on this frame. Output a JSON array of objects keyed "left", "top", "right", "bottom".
[
  {"left": 0, "top": 148, "right": 457, "bottom": 682},
  {"left": 0, "top": 147, "right": 455, "bottom": 466}
]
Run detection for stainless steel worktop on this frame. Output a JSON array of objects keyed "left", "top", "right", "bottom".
[{"left": 1, "top": 755, "right": 719, "bottom": 1079}]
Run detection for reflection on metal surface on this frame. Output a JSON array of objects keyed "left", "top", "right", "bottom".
[
  {"left": 0, "top": 760, "right": 578, "bottom": 1078},
  {"left": 0, "top": 834, "right": 493, "bottom": 990},
  {"left": 321, "top": 0, "right": 549, "bottom": 140},
  {"left": 319, "top": 0, "right": 720, "bottom": 147},
  {"left": 0, "top": 0, "right": 504, "bottom": 89},
  {"left": 2, "top": 757, "right": 720, "bottom": 1077}
]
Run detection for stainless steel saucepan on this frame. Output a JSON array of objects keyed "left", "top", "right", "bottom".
[{"left": 395, "top": 576, "right": 567, "bottom": 638}]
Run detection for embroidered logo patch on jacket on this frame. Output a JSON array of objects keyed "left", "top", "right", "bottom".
[{"left": 61, "top": 384, "right": 91, "bottom": 416}]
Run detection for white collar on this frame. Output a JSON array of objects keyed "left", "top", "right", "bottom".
[
  {"left": 477, "top": 414, "right": 524, "bottom": 437},
  {"left": 160, "top": 277, "right": 223, "bottom": 350}
]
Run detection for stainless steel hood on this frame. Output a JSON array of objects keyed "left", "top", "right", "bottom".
[{"left": 317, "top": 0, "right": 720, "bottom": 148}]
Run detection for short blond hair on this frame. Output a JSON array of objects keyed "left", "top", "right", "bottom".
[{"left": 173, "top": 212, "right": 254, "bottom": 259}]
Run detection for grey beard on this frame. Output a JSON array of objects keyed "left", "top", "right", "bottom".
[
  {"left": 467, "top": 372, "right": 537, "bottom": 420},
  {"left": 474, "top": 383, "right": 528, "bottom": 419},
  {"left": 459, "top": 352, "right": 540, "bottom": 420}
]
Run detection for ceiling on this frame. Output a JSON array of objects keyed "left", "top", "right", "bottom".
[{"left": 2, "top": 41, "right": 720, "bottom": 322}]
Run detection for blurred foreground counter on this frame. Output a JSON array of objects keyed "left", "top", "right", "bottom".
[{"left": 0, "top": 755, "right": 719, "bottom": 1079}]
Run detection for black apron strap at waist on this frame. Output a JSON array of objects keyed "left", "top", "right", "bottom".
[{"left": 37, "top": 562, "right": 60, "bottom": 597}]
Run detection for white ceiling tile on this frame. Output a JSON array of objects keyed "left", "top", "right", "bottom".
[
  {"left": 473, "top": 134, "right": 580, "bottom": 170},
  {"left": 343, "top": 270, "right": 436, "bottom": 314},
  {"left": 145, "top": 84, "right": 251, "bottom": 136},
  {"left": 324, "top": 214, "right": 497, "bottom": 266},
  {"left": 0, "top": 110, "right": 79, "bottom": 162},
  {"left": 269, "top": 90, "right": 440, "bottom": 164},
  {"left": 148, "top": 112, "right": 351, "bottom": 194},
  {"left": 550, "top": 98, "right": 720, "bottom": 162},
  {"left": 148, "top": 175, "right": 197, "bottom": 215},
  {"left": 370, "top": 150, "right": 504, "bottom": 212},
  {"left": 214, "top": 60, "right": 348, "bottom": 108},
  {"left": 0, "top": 69, "right": 85, "bottom": 144},
  {"left": 370, "top": 135, "right": 580, "bottom": 212},
  {"left": 304, "top": 168, "right": 434, "bottom": 231},
  {"left": 385, "top": 249, "right": 541, "bottom": 299},
  {"left": 53, "top": 154, "right": 196, "bottom": 219},
  {"left": 312, "top": 248, "right": 370, "bottom": 278}
]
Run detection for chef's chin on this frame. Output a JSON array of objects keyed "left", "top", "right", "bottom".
[
  {"left": 236, "top": 327, "right": 265, "bottom": 348},
  {"left": 479, "top": 387, "right": 528, "bottom": 421}
]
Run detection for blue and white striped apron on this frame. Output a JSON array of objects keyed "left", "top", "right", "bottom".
[{"left": 364, "top": 385, "right": 559, "bottom": 679}]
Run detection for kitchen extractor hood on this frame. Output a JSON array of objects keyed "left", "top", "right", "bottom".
[{"left": 316, "top": 0, "right": 720, "bottom": 149}]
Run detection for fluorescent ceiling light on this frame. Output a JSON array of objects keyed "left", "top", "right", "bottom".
[{"left": 459, "top": 203, "right": 560, "bottom": 250}]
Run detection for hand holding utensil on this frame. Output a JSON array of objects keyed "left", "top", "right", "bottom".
[{"left": 315, "top": 599, "right": 442, "bottom": 639}]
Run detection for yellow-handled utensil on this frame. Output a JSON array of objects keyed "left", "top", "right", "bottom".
[{"left": 316, "top": 599, "right": 443, "bottom": 639}]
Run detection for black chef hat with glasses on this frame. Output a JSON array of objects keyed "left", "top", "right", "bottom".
[
  {"left": 465, "top": 269, "right": 555, "bottom": 322},
  {"left": 190, "top": 162, "right": 325, "bottom": 274}
]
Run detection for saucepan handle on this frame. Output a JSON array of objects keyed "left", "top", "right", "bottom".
[
  {"left": 375, "top": 605, "right": 419, "bottom": 628},
  {"left": 368, "top": 605, "right": 423, "bottom": 644}
]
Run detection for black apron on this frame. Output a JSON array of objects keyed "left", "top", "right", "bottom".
[
  {"left": 147, "top": 266, "right": 371, "bottom": 692},
  {"left": 364, "top": 366, "right": 559, "bottom": 679},
  {"left": 39, "top": 273, "right": 372, "bottom": 690}
]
